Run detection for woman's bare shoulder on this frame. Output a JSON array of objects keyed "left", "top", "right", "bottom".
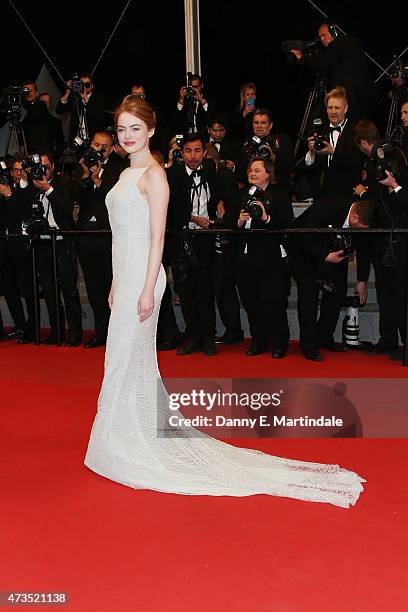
[{"left": 145, "top": 162, "right": 167, "bottom": 182}]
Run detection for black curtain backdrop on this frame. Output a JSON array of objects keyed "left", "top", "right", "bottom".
[{"left": 1, "top": 0, "right": 404, "bottom": 139}]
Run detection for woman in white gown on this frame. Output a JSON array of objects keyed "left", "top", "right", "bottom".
[{"left": 84, "top": 97, "right": 365, "bottom": 508}]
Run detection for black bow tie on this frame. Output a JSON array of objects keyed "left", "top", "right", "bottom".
[
  {"left": 191, "top": 169, "right": 201, "bottom": 178},
  {"left": 330, "top": 125, "right": 342, "bottom": 133}
]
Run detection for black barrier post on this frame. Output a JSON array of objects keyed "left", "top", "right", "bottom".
[
  {"left": 31, "top": 240, "right": 41, "bottom": 345},
  {"left": 51, "top": 230, "right": 62, "bottom": 347}
]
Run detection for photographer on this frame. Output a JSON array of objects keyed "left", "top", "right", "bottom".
[
  {"left": 21, "top": 81, "right": 61, "bottom": 159},
  {"left": 305, "top": 86, "right": 364, "bottom": 203},
  {"left": 0, "top": 156, "right": 35, "bottom": 343},
  {"left": 166, "top": 133, "right": 220, "bottom": 356},
  {"left": 26, "top": 152, "right": 83, "bottom": 346},
  {"left": 74, "top": 130, "right": 128, "bottom": 348},
  {"left": 290, "top": 23, "right": 377, "bottom": 120},
  {"left": 241, "top": 108, "right": 294, "bottom": 187},
  {"left": 354, "top": 120, "right": 408, "bottom": 357},
  {"left": 234, "top": 157, "right": 293, "bottom": 358},
  {"left": 291, "top": 196, "right": 374, "bottom": 361},
  {"left": 174, "top": 73, "right": 211, "bottom": 135},
  {"left": 56, "top": 73, "right": 107, "bottom": 148},
  {"left": 207, "top": 114, "right": 242, "bottom": 175}
]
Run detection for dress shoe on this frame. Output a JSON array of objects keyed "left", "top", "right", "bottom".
[
  {"left": 202, "top": 339, "right": 217, "bottom": 356},
  {"left": 176, "top": 339, "right": 201, "bottom": 355},
  {"left": 218, "top": 331, "right": 244, "bottom": 344},
  {"left": 246, "top": 344, "right": 267, "bottom": 356},
  {"left": 272, "top": 348, "right": 286, "bottom": 359},
  {"left": 3, "top": 328, "right": 25, "bottom": 341},
  {"left": 367, "top": 342, "right": 398, "bottom": 355},
  {"left": 156, "top": 336, "right": 183, "bottom": 351},
  {"left": 83, "top": 336, "right": 106, "bottom": 349},
  {"left": 303, "top": 349, "right": 323, "bottom": 362},
  {"left": 319, "top": 342, "right": 346, "bottom": 352}
]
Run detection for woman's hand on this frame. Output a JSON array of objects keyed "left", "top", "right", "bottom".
[
  {"left": 238, "top": 210, "right": 251, "bottom": 228},
  {"left": 138, "top": 290, "right": 154, "bottom": 322}
]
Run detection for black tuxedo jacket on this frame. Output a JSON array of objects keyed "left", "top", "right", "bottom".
[
  {"left": 166, "top": 158, "right": 220, "bottom": 262},
  {"left": 173, "top": 98, "right": 213, "bottom": 137},
  {"left": 211, "top": 137, "right": 243, "bottom": 171},
  {"left": 291, "top": 198, "right": 371, "bottom": 281},
  {"left": 232, "top": 183, "right": 293, "bottom": 263},
  {"left": 56, "top": 91, "right": 107, "bottom": 144},
  {"left": 307, "top": 121, "right": 364, "bottom": 200},
  {"left": 75, "top": 152, "right": 128, "bottom": 230}
]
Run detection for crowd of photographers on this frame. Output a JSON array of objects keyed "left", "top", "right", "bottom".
[{"left": 1, "top": 46, "right": 408, "bottom": 362}]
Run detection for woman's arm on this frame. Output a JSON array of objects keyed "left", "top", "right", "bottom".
[{"left": 138, "top": 164, "right": 169, "bottom": 321}]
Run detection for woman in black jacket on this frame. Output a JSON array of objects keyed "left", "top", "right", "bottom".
[{"left": 235, "top": 157, "right": 293, "bottom": 357}]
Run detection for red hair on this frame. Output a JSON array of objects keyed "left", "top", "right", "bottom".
[{"left": 114, "top": 95, "right": 156, "bottom": 130}]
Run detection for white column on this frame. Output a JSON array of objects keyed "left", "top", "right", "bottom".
[{"left": 184, "top": 0, "right": 201, "bottom": 75}]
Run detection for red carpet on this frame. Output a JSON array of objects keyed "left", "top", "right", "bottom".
[{"left": 1, "top": 339, "right": 407, "bottom": 611}]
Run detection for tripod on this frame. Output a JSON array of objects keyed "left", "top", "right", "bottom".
[
  {"left": 4, "top": 110, "right": 28, "bottom": 158},
  {"left": 294, "top": 74, "right": 327, "bottom": 161},
  {"left": 385, "top": 57, "right": 407, "bottom": 143}
]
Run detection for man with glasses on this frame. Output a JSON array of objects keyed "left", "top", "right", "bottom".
[{"left": 56, "top": 72, "right": 107, "bottom": 149}]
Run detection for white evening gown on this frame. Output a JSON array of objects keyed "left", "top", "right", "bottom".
[{"left": 84, "top": 166, "right": 365, "bottom": 508}]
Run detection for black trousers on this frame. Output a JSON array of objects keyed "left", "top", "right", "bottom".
[
  {"left": 372, "top": 237, "right": 407, "bottom": 346},
  {"left": 157, "top": 276, "right": 181, "bottom": 343},
  {"left": 1, "top": 241, "right": 36, "bottom": 337},
  {"left": 293, "top": 259, "right": 348, "bottom": 352},
  {"left": 213, "top": 252, "right": 242, "bottom": 337},
  {"left": 236, "top": 254, "right": 290, "bottom": 350},
  {"left": 36, "top": 238, "right": 82, "bottom": 339},
  {"left": 78, "top": 236, "right": 112, "bottom": 339},
  {"left": 172, "top": 257, "right": 216, "bottom": 342}
]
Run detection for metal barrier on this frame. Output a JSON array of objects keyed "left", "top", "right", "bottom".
[{"left": 3, "top": 227, "right": 408, "bottom": 365}]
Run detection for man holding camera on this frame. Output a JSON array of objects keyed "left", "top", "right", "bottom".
[
  {"left": 175, "top": 74, "right": 211, "bottom": 135},
  {"left": 354, "top": 120, "right": 408, "bottom": 357},
  {"left": 241, "top": 108, "right": 293, "bottom": 186},
  {"left": 56, "top": 73, "right": 107, "bottom": 148},
  {"left": 207, "top": 115, "right": 242, "bottom": 173},
  {"left": 291, "top": 197, "right": 374, "bottom": 361},
  {"left": 0, "top": 157, "right": 35, "bottom": 343},
  {"left": 27, "top": 152, "right": 83, "bottom": 346},
  {"left": 75, "top": 130, "right": 128, "bottom": 348},
  {"left": 166, "top": 133, "right": 220, "bottom": 356},
  {"left": 305, "top": 86, "right": 364, "bottom": 204}
]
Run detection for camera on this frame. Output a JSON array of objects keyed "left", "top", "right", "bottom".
[
  {"left": 329, "top": 231, "right": 354, "bottom": 258},
  {"left": 312, "top": 118, "right": 329, "bottom": 151},
  {"left": 371, "top": 140, "right": 406, "bottom": 182},
  {"left": 0, "top": 160, "right": 10, "bottom": 186},
  {"left": 244, "top": 136, "right": 274, "bottom": 160},
  {"left": 22, "top": 154, "right": 46, "bottom": 181},
  {"left": 172, "top": 238, "right": 201, "bottom": 282},
  {"left": 186, "top": 72, "right": 196, "bottom": 98},
  {"left": 69, "top": 73, "right": 85, "bottom": 93},
  {"left": 171, "top": 134, "right": 184, "bottom": 161},
  {"left": 23, "top": 197, "right": 50, "bottom": 236},
  {"left": 83, "top": 148, "right": 104, "bottom": 168},
  {"left": 242, "top": 185, "right": 271, "bottom": 220}
]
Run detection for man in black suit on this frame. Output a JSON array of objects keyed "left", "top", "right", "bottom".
[
  {"left": 21, "top": 81, "right": 61, "bottom": 158},
  {"left": 241, "top": 108, "right": 294, "bottom": 187},
  {"left": 0, "top": 156, "right": 36, "bottom": 343},
  {"left": 75, "top": 130, "right": 128, "bottom": 348},
  {"left": 305, "top": 86, "right": 364, "bottom": 203},
  {"left": 291, "top": 197, "right": 374, "bottom": 361},
  {"left": 56, "top": 73, "right": 107, "bottom": 148},
  {"left": 174, "top": 74, "right": 211, "bottom": 135},
  {"left": 291, "top": 23, "right": 377, "bottom": 120},
  {"left": 354, "top": 120, "right": 408, "bottom": 357},
  {"left": 166, "top": 133, "right": 220, "bottom": 356},
  {"left": 207, "top": 115, "right": 243, "bottom": 174},
  {"left": 28, "top": 152, "right": 83, "bottom": 346}
]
